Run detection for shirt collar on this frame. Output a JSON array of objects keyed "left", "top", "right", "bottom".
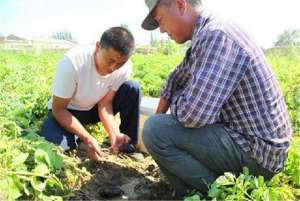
[{"left": 191, "top": 9, "right": 211, "bottom": 42}]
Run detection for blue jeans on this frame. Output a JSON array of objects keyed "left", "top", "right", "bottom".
[
  {"left": 41, "top": 80, "right": 141, "bottom": 150},
  {"left": 143, "top": 114, "right": 274, "bottom": 197}
]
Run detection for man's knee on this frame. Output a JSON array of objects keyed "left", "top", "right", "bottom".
[
  {"left": 116, "top": 80, "right": 141, "bottom": 107},
  {"left": 41, "top": 115, "right": 63, "bottom": 144},
  {"left": 143, "top": 115, "right": 156, "bottom": 148},
  {"left": 143, "top": 114, "right": 170, "bottom": 149},
  {"left": 122, "top": 80, "right": 140, "bottom": 96}
]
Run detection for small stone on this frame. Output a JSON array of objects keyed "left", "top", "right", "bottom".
[
  {"left": 128, "top": 153, "right": 144, "bottom": 161},
  {"left": 146, "top": 164, "right": 156, "bottom": 172}
]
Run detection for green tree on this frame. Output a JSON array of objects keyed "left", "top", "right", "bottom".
[
  {"left": 51, "top": 30, "right": 74, "bottom": 41},
  {"left": 150, "top": 32, "right": 156, "bottom": 46},
  {"left": 120, "top": 23, "right": 131, "bottom": 32},
  {"left": 0, "top": 32, "right": 5, "bottom": 42},
  {"left": 274, "top": 29, "right": 300, "bottom": 47}
]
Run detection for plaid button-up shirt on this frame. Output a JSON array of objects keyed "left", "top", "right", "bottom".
[{"left": 161, "top": 11, "right": 292, "bottom": 173}]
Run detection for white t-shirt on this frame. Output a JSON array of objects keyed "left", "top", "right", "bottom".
[{"left": 48, "top": 45, "right": 132, "bottom": 111}]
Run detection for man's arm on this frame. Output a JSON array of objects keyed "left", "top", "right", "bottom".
[
  {"left": 156, "top": 97, "right": 170, "bottom": 114},
  {"left": 52, "top": 96, "right": 103, "bottom": 160},
  {"left": 158, "top": 48, "right": 192, "bottom": 112},
  {"left": 98, "top": 90, "right": 130, "bottom": 152},
  {"left": 170, "top": 30, "right": 249, "bottom": 127}
]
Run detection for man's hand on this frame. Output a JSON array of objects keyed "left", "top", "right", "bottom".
[
  {"left": 97, "top": 90, "right": 129, "bottom": 153},
  {"left": 84, "top": 136, "right": 104, "bottom": 161},
  {"left": 109, "top": 133, "right": 130, "bottom": 153}
]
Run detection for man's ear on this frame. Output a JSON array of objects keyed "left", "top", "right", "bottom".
[
  {"left": 95, "top": 41, "right": 101, "bottom": 52},
  {"left": 176, "top": 0, "right": 187, "bottom": 15}
]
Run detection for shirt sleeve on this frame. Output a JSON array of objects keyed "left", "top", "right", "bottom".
[
  {"left": 171, "top": 30, "right": 250, "bottom": 127},
  {"left": 52, "top": 56, "right": 77, "bottom": 98},
  {"left": 111, "top": 60, "right": 132, "bottom": 91},
  {"left": 161, "top": 48, "right": 192, "bottom": 101}
]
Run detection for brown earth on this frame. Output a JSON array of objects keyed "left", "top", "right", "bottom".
[{"left": 67, "top": 147, "right": 174, "bottom": 200}]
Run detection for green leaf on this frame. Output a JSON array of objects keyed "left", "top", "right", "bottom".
[
  {"left": 258, "top": 176, "right": 265, "bottom": 187},
  {"left": 269, "top": 188, "right": 278, "bottom": 201},
  {"left": 12, "top": 152, "right": 29, "bottom": 166},
  {"left": 8, "top": 177, "right": 22, "bottom": 201},
  {"left": 22, "top": 182, "right": 30, "bottom": 196},
  {"left": 33, "top": 164, "right": 50, "bottom": 175},
  {"left": 215, "top": 174, "right": 235, "bottom": 186},
  {"left": 48, "top": 151, "right": 63, "bottom": 170},
  {"left": 225, "top": 195, "right": 236, "bottom": 201},
  {"left": 34, "top": 148, "right": 51, "bottom": 167},
  {"left": 0, "top": 179, "right": 9, "bottom": 200},
  {"left": 34, "top": 142, "right": 64, "bottom": 170},
  {"left": 268, "top": 174, "right": 281, "bottom": 186},
  {"left": 35, "top": 141, "right": 53, "bottom": 151},
  {"left": 46, "top": 177, "right": 64, "bottom": 191},
  {"left": 23, "top": 131, "right": 41, "bottom": 140},
  {"left": 38, "top": 194, "right": 63, "bottom": 201},
  {"left": 30, "top": 177, "right": 46, "bottom": 192},
  {"left": 264, "top": 189, "right": 270, "bottom": 201},
  {"left": 224, "top": 172, "right": 235, "bottom": 183},
  {"left": 208, "top": 183, "right": 221, "bottom": 198},
  {"left": 251, "top": 189, "right": 261, "bottom": 200},
  {"left": 184, "top": 194, "right": 201, "bottom": 201},
  {"left": 11, "top": 175, "right": 23, "bottom": 193},
  {"left": 242, "top": 167, "right": 249, "bottom": 175}
]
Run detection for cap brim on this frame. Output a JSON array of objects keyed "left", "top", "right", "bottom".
[{"left": 142, "top": 12, "right": 159, "bottom": 30}]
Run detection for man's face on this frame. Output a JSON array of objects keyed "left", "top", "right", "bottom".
[
  {"left": 95, "top": 43, "right": 129, "bottom": 74},
  {"left": 153, "top": 1, "right": 188, "bottom": 44}
]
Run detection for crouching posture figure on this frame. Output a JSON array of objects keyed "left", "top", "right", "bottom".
[
  {"left": 141, "top": 0, "right": 292, "bottom": 198},
  {"left": 41, "top": 27, "right": 140, "bottom": 160}
]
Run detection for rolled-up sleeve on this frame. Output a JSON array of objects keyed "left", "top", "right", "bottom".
[{"left": 171, "top": 30, "right": 250, "bottom": 127}]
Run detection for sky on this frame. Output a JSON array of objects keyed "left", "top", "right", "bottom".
[{"left": 0, "top": 0, "right": 300, "bottom": 48}]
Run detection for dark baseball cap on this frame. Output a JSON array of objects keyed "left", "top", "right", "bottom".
[{"left": 141, "top": 0, "right": 160, "bottom": 30}]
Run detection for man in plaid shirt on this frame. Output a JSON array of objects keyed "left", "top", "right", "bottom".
[{"left": 141, "top": 0, "right": 292, "bottom": 198}]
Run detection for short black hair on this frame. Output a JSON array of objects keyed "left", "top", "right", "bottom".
[{"left": 100, "top": 27, "right": 135, "bottom": 56}]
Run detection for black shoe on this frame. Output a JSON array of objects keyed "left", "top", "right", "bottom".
[{"left": 119, "top": 143, "right": 136, "bottom": 153}]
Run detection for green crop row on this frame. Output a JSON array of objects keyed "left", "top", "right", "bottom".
[
  {"left": 132, "top": 47, "right": 300, "bottom": 135},
  {"left": 0, "top": 50, "right": 90, "bottom": 200},
  {"left": 267, "top": 47, "right": 300, "bottom": 135},
  {"left": 0, "top": 46, "right": 299, "bottom": 200},
  {"left": 131, "top": 52, "right": 183, "bottom": 97},
  {"left": 184, "top": 137, "right": 300, "bottom": 201}
]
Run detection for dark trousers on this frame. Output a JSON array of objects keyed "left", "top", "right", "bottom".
[{"left": 41, "top": 80, "right": 141, "bottom": 150}]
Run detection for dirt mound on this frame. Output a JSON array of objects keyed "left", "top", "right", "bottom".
[{"left": 68, "top": 148, "right": 174, "bottom": 200}]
